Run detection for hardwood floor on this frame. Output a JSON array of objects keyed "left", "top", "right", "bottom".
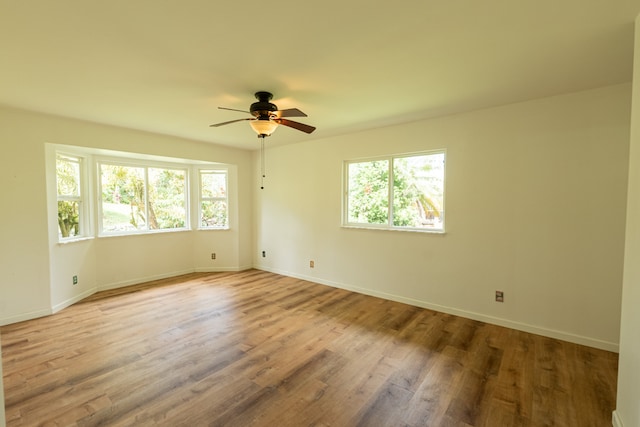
[{"left": 1, "top": 270, "right": 618, "bottom": 426}]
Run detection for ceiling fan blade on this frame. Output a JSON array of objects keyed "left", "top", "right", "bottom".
[
  {"left": 210, "top": 118, "right": 254, "bottom": 127},
  {"left": 274, "top": 108, "right": 307, "bottom": 118},
  {"left": 274, "top": 118, "right": 316, "bottom": 134},
  {"left": 218, "top": 106, "right": 251, "bottom": 114}
]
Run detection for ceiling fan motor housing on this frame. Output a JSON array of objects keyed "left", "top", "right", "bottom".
[
  {"left": 211, "top": 91, "right": 315, "bottom": 135},
  {"left": 250, "top": 91, "right": 278, "bottom": 119}
]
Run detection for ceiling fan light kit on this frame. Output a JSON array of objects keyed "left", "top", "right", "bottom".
[
  {"left": 210, "top": 91, "right": 316, "bottom": 190},
  {"left": 210, "top": 91, "right": 316, "bottom": 138},
  {"left": 249, "top": 119, "right": 279, "bottom": 137}
]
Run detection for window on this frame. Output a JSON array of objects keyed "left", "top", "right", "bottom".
[
  {"left": 199, "top": 169, "right": 228, "bottom": 229},
  {"left": 56, "top": 154, "right": 86, "bottom": 239},
  {"left": 99, "top": 162, "right": 188, "bottom": 234},
  {"left": 50, "top": 145, "right": 232, "bottom": 240},
  {"left": 344, "top": 150, "right": 445, "bottom": 232}
]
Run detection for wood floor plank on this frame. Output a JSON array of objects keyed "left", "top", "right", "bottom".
[
  {"left": 1, "top": 270, "right": 618, "bottom": 426},
  {"left": 403, "top": 351, "right": 465, "bottom": 426}
]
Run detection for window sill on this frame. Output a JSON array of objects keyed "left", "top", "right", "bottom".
[
  {"left": 57, "top": 236, "right": 95, "bottom": 245},
  {"left": 341, "top": 224, "right": 446, "bottom": 235},
  {"left": 98, "top": 228, "right": 191, "bottom": 238}
]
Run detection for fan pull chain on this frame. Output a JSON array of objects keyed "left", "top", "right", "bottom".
[{"left": 260, "top": 135, "right": 266, "bottom": 189}]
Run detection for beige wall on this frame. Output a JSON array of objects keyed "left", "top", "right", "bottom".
[
  {"left": 0, "top": 106, "right": 253, "bottom": 326},
  {"left": 614, "top": 15, "right": 640, "bottom": 427},
  {"left": 254, "top": 84, "right": 631, "bottom": 351}
]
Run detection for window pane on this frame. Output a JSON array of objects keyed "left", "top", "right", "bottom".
[
  {"left": 56, "top": 155, "right": 80, "bottom": 197},
  {"left": 56, "top": 154, "right": 82, "bottom": 239},
  {"left": 100, "top": 164, "right": 147, "bottom": 232},
  {"left": 58, "top": 200, "right": 81, "bottom": 238},
  {"left": 347, "top": 160, "right": 389, "bottom": 224},
  {"left": 201, "top": 172, "right": 226, "bottom": 198},
  {"left": 200, "top": 170, "right": 228, "bottom": 229},
  {"left": 148, "top": 168, "right": 187, "bottom": 229},
  {"left": 201, "top": 200, "right": 228, "bottom": 228},
  {"left": 393, "top": 153, "right": 444, "bottom": 229}
]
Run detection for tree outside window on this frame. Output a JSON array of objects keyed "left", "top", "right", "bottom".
[
  {"left": 347, "top": 160, "right": 390, "bottom": 224},
  {"left": 200, "top": 170, "right": 228, "bottom": 229},
  {"left": 56, "top": 154, "right": 83, "bottom": 239},
  {"left": 345, "top": 151, "right": 445, "bottom": 231},
  {"left": 99, "top": 163, "right": 187, "bottom": 234}
]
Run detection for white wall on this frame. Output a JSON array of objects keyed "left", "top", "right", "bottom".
[
  {"left": 0, "top": 111, "right": 52, "bottom": 323},
  {"left": 613, "top": 15, "right": 640, "bottom": 427},
  {"left": 0, "top": 106, "right": 253, "bottom": 326},
  {"left": 254, "top": 84, "right": 631, "bottom": 351}
]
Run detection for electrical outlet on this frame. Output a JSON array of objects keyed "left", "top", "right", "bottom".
[
  {"left": 73, "top": 275, "right": 78, "bottom": 285},
  {"left": 262, "top": 250, "right": 266, "bottom": 258},
  {"left": 495, "top": 290, "right": 504, "bottom": 302},
  {"left": 310, "top": 260, "right": 315, "bottom": 268},
  {"left": 211, "top": 253, "right": 216, "bottom": 260}
]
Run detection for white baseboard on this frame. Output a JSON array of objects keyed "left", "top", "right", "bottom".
[
  {"left": 612, "top": 410, "right": 624, "bottom": 427},
  {"left": 1, "top": 267, "right": 256, "bottom": 327},
  {"left": 0, "top": 308, "right": 52, "bottom": 327},
  {"left": 97, "top": 269, "right": 196, "bottom": 291},
  {"left": 255, "top": 265, "right": 619, "bottom": 353},
  {"left": 2, "top": 267, "right": 257, "bottom": 326},
  {"left": 194, "top": 265, "right": 253, "bottom": 273},
  {"left": 52, "top": 287, "right": 97, "bottom": 314},
  {"left": 98, "top": 266, "right": 253, "bottom": 291},
  {"left": 2, "top": 266, "right": 620, "bottom": 353}
]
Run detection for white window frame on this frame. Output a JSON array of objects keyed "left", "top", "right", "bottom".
[
  {"left": 56, "top": 152, "right": 89, "bottom": 241},
  {"left": 343, "top": 149, "right": 446, "bottom": 233},
  {"left": 198, "top": 168, "right": 229, "bottom": 230},
  {"left": 97, "top": 158, "right": 190, "bottom": 236},
  {"left": 49, "top": 144, "right": 233, "bottom": 241}
]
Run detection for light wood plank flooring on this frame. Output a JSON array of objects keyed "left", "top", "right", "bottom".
[{"left": 1, "top": 270, "right": 618, "bottom": 426}]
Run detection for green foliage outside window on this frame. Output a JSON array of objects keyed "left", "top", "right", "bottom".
[
  {"left": 150, "top": 168, "right": 187, "bottom": 229},
  {"left": 392, "top": 155, "right": 443, "bottom": 228},
  {"left": 200, "top": 171, "right": 228, "bottom": 228},
  {"left": 55, "top": 149, "right": 228, "bottom": 238},
  {"left": 348, "top": 160, "right": 389, "bottom": 224},
  {"left": 57, "top": 201, "right": 80, "bottom": 238},
  {"left": 100, "top": 164, "right": 186, "bottom": 233},
  {"left": 56, "top": 155, "right": 82, "bottom": 238},
  {"left": 346, "top": 152, "right": 445, "bottom": 230},
  {"left": 201, "top": 200, "right": 228, "bottom": 227}
]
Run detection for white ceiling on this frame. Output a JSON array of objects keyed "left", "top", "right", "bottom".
[{"left": 1, "top": 1, "right": 639, "bottom": 151}]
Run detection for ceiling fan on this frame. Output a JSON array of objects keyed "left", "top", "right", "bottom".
[{"left": 210, "top": 91, "right": 316, "bottom": 137}]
